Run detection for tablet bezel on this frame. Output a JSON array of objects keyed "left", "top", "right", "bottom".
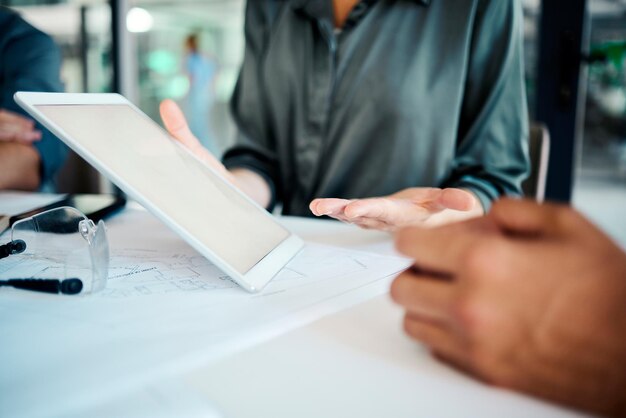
[{"left": 15, "top": 92, "right": 303, "bottom": 293}]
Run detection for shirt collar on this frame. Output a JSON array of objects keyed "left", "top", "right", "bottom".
[
  {"left": 291, "top": 0, "right": 431, "bottom": 7},
  {"left": 291, "top": 0, "right": 432, "bottom": 17}
]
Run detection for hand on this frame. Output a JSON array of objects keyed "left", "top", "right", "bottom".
[
  {"left": 159, "top": 99, "right": 235, "bottom": 182},
  {"left": 0, "top": 142, "right": 41, "bottom": 190},
  {"left": 0, "top": 109, "right": 41, "bottom": 143},
  {"left": 310, "top": 187, "right": 481, "bottom": 231},
  {"left": 391, "top": 198, "right": 626, "bottom": 417},
  {"left": 159, "top": 99, "right": 271, "bottom": 208}
]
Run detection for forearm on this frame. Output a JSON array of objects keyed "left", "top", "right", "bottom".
[
  {"left": 0, "top": 142, "right": 41, "bottom": 190},
  {"left": 230, "top": 168, "right": 272, "bottom": 209}
]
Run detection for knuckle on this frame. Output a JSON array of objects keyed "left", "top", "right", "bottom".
[
  {"left": 464, "top": 342, "right": 484, "bottom": 368},
  {"left": 452, "top": 295, "right": 483, "bottom": 334},
  {"left": 467, "top": 347, "right": 513, "bottom": 388},
  {"left": 344, "top": 202, "right": 365, "bottom": 218},
  {"left": 460, "top": 240, "right": 495, "bottom": 276},
  {"left": 462, "top": 334, "right": 497, "bottom": 376},
  {"left": 461, "top": 243, "right": 492, "bottom": 273}
]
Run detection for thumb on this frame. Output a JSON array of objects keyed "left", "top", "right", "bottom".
[
  {"left": 159, "top": 99, "right": 230, "bottom": 176},
  {"left": 159, "top": 99, "right": 203, "bottom": 152},
  {"left": 490, "top": 198, "right": 562, "bottom": 236}
]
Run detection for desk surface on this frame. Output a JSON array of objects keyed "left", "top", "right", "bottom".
[
  {"left": 181, "top": 217, "right": 589, "bottom": 418},
  {"left": 0, "top": 193, "right": 591, "bottom": 418}
]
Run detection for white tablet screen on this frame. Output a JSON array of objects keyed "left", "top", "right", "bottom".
[{"left": 36, "top": 104, "right": 289, "bottom": 274}]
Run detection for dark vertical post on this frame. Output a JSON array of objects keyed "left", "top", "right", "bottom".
[
  {"left": 535, "top": 0, "right": 589, "bottom": 202},
  {"left": 79, "top": 5, "right": 89, "bottom": 92},
  {"left": 108, "top": 0, "right": 126, "bottom": 197},
  {"left": 109, "top": 0, "right": 122, "bottom": 93}
]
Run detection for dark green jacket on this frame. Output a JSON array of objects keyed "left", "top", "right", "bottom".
[{"left": 224, "top": 0, "right": 530, "bottom": 215}]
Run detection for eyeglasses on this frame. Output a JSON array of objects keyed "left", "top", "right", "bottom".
[{"left": 0, "top": 207, "right": 109, "bottom": 295}]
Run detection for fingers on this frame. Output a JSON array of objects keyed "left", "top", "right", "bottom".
[
  {"left": 309, "top": 198, "right": 397, "bottom": 230},
  {"left": 391, "top": 271, "right": 455, "bottom": 322},
  {"left": 311, "top": 197, "right": 402, "bottom": 221},
  {"left": 309, "top": 198, "right": 390, "bottom": 229},
  {"left": 343, "top": 197, "right": 427, "bottom": 227},
  {"left": 0, "top": 109, "right": 41, "bottom": 143},
  {"left": 490, "top": 198, "right": 563, "bottom": 236},
  {"left": 437, "top": 188, "right": 477, "bottom": 212},
  {"left": 351, "top": 217, "right": 395, "bottom": 231},
  {"left": 395, "top": 216, "right": 496, "bottom": 273},
  {"left": 311, "top": 197, "right": 419, "bottom": 228},
  {"left": 159, "top": 99, "right": 229, "bottom": 174},
  {"left": 310, "top": 187, "right": 478, "bottom": 232},
  {"left": 159, "top": 99, "right": 203, "bottom": 151},
  {"left": 392, "top": 267, "right": 470, "bottom": 370},
  {"left": 343, "top": 197, "right": 396, "bottom": 219},
  {"left": 403, "top": 313, "right": 467, "bottom": 366},
  {"left": 309, "top": 198, "right": 351, "bottom": 217},
  {"left": 311, "top": 197, "right": 424, "bottom": 231},
  {"left": 0, "top": 109, "right": 35, "bottom": 129},
  {"left": 0, "top": 127, "right": 41, "bottom": 143}
]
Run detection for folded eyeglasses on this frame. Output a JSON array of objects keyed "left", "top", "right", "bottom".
[{"left": 0, "top": 207, "right": 109, "bottom": 295}]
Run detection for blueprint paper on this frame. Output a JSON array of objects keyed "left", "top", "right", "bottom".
[
  {"left": 62, "top": 378, "right": 223, "bottom": 418},
  {"left": 0, "top": 209, "right": 410, "bottom": 418}
]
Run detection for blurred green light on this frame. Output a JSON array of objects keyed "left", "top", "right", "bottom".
[
  {"left": 165, "top": 75, "right": 190, "bottom": 99},
  {"left": 146, "top": 50, "right": 177, "bottom": 74}
]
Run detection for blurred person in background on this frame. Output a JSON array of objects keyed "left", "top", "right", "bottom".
[
  {"left": 160, "top": 0, "right": 530, "bottom": 230},
  {"left": 0, "top": 7, "right": 67, "bottom": 191},
  {"left": 392, "top": 198, "right": 626, "bottom": 417},
  {"left": 184, "top": 33, "right": 219, "bottom": 155}
]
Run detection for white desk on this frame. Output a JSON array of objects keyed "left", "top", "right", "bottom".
[
  {"left": 0, "top": 193, "right": 591, "bottom": 418},
  {"left": 180, "top": 218, "right": 590, "bottom": 418}
]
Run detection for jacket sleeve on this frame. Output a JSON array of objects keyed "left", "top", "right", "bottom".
[
  {"left": 441, "top": 0, "right": 530, "bottom": 211},
  {"left": 223, "top": 1, "right": 281, "bottom": 210},
  {"left": 2, "top": 20, "right": 67, "bottom": 188}
]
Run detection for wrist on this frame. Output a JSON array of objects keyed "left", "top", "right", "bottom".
[{"left": 229, "top": 168, "right": 272, "bottom": 209}]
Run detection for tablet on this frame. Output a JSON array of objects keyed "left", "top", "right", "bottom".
[{"left": 15, "top": 92, "right": 303, "bottom": 293}]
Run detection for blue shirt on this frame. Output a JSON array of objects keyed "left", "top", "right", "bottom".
[
  {"left": 224, "top": 0, "right": 530, "bottom": 215},
  {"left": 0, "top": 9, "right": 67, "bottom": 187}
]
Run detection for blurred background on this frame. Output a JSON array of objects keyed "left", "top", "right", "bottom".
[{"left": 2, "top": 0, "right": 625, "bottom": 235}]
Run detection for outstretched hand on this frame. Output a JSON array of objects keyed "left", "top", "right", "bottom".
[{"left": 310, "top": 187, "right": 481, "bottom": 231}]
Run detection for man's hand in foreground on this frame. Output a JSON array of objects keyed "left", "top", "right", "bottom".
[
  {"left": 391, "top": 198, "right": 626, "bottom": 417},
  {"left": 310, "top": 187, "right": 483, "bottom": 231}
]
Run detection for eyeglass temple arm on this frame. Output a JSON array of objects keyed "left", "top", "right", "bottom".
[
  {"left": 0, "top": 240, "right": 26, "bottom": 260},
  {"left": 0, "top": 278, "right": 83, "bottom": 295}
]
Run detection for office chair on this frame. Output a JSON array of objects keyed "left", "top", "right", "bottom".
[{"left": 522, "top": 123, "right": 551, "bottom": 202}]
